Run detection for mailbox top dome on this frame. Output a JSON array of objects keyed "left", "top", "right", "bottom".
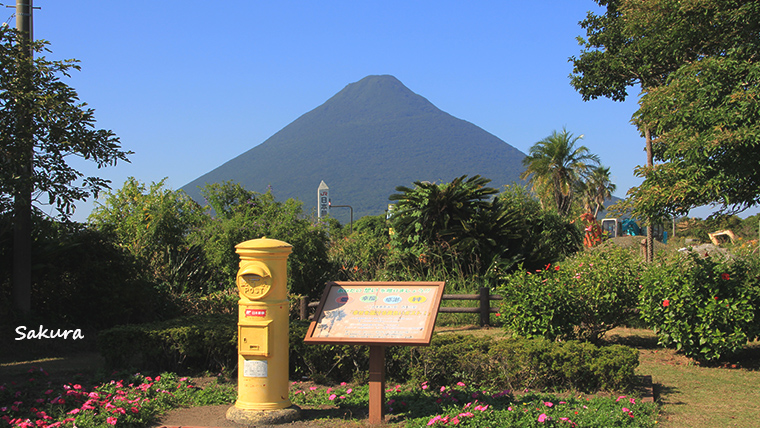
[{"left": 235, "top": 237, "right": 292, "bottom": 252}]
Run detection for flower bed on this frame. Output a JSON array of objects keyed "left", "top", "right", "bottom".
[
  {"left": 0, "top": 367, "right": 235, "bottom": 427},
  {"left": 289, "top": 381, "right": 658, "bottom": 427}
]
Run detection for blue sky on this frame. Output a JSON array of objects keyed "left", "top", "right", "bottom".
[{"left": 20, "top": 1, "right": 756, "bottom": 221}]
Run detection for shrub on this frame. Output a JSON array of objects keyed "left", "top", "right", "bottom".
[
  {"left": 1, "top": 217, "right": 163, "bottom": 329},
  {"left": 407, "top": 334, "right": 638, "bottom": 392},
  {"left": 88, "top": 177, "right": 209, "bottom": 294},
  {"left": 497, "top": 246, "right": 642, "bottom": 342},
  {"left": 328, "top": 217, "right": 390, "bottom": 281},
  {"left": 98, "top": 314, "right": 237, "bottom": 373},
  {"left": 639, "top": 251, "right": 760, "bottom": 361},
  {"left": 189, "top": 182, "right": 332, "bottom": 298}
]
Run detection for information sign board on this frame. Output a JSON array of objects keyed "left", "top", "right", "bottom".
[{"left": 304, "top": 281, "right": 444, "bottom": 346}]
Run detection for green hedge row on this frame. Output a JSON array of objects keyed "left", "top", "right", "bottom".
[
  {"left": 407, "top": 334, "right": 639, "bottom": 392},
  {"left": 97, "top": 314, "right": 237, "bottom": 373},
  {"left": 100, "top": 318, "right": 638, "bottom": 392}
]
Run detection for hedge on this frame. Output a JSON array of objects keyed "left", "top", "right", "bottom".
[{"left": 100, "top": 317, "right": 639, "bottom": 392}]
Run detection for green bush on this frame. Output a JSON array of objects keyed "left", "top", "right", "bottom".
[
  {"left": 497, "top": 246, "right": 642, "bottom": 342},
  {"left": 0, "top": 216, "right": 163, "bottom": 329},
  {"left": 98, "top": 314, "right": 237, "bottom": 373},
  {"left": 188, "top": 182, "right": 332, "bottom": 298},
  {"left": 639, "top": 251, "right": 760, "bottom": 361},
  {"left": 407, "top": 334, "right": 638, "bottom": 392}
]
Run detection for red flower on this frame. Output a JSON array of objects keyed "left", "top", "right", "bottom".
[
  {"left": 662, "top": 299, "right": 670, "bottom": 307},
  {"left": 721, "top": 273, "right": 730, "bottom": 280},
  {"left": 554, "top": 265, "right": 560, "bottom": 271}
]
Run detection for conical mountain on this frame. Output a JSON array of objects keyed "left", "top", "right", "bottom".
[{"left": 182, "top": 75, "right": 526, "bottom": 221}]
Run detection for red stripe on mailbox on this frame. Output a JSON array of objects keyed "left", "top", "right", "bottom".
[{"left": 245, "top": 309, "right": 266, "bottom": 317}]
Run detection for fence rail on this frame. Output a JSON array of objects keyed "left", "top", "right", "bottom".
[{"left": 299, "top": 287, "right": 503, "bottom": 327}]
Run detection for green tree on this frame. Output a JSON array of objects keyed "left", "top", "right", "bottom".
[
  {"left": 496, "top": 185, "right": 583, "bottom": 271},
  {"left": 189, "top": 181, "right": 331, "bottom": 298},
  {"left": 632, "top": 52, "right": 760, "bottom": 217},
  {"left": 581, "top": 165, "right": 616, "bottom": 219},
  {"left": 570, "top": 0, "right": 760, "bottom": 259},
  {"left": 520, "top": 129, "right": 599, "bottom": 217},
  {"left": 388, "top": 175, "right": 516, "bottom": 276},
  {"left": 0, "top": 27, "right": 130, "bottom": 314},
  {"left": 88, "top": 178, "right": 208, "bottom": 293}
]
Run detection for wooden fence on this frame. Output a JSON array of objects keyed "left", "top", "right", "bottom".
[{"left": 299, "top": 287, "right": 503, "bottom": 327}]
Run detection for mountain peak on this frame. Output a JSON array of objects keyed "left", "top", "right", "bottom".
[
  {"left": 307, "top": 75, "right": 439, "bottom": 125},
  {"left": 182, "top": 75, "right": 526, "bottom": 222}
]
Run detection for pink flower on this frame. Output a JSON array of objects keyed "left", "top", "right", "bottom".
[
  {"left": 538, "top": 413, "right": 550, "bottom": 422},
  {"left": 456, "top": 382, "right": 466, "bottom": 387},
  {"left": 106, "top": 416, "right": 118, "bottom": 425},
  {"left": 67, "top": 408, "right": 80, "bottom": 415},
  {"left": 440, "top": 386, "right": 446, "bottom": 392},
  {"left": 622, "top": 407, "right": 630, "bottom": 412},
  {"left": 544, "top": 401, "right": 553, "bottom": 407},
  {"left": 328, "top": 394, "right": 337, "bottom": 400}
]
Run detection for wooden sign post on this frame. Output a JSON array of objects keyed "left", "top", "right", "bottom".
[{"left": 304, "top": 281, "right": 445, "bottom": 425}]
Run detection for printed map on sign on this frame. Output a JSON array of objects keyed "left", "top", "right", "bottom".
[{"left": 304, "top": 281, "right": 444, "bottom": 346}]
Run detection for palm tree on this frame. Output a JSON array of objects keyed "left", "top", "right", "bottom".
[
  {"left": 520, "top": 129, "right": 600, "bottom": 217},
  {"left": 582, "top": 166, "right": 616, "bottom": 219}
]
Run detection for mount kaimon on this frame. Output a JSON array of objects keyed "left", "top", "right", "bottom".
[{"left": 182, "top": 75, "right": 526, "bottom": 222}]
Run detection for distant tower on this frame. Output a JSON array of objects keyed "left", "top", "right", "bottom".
[{"left": 318, "top": 181, "right": 329, "bottom": 219}]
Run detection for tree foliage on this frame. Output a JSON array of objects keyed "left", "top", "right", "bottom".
[
  {"left": 520, "top": 129, "right": 600, "bottom": 217},
  {"left": 88, "top": 178, "right": 208, "bottom": 293},
  {"left": 571, "top": 0, "right": 760, "bottom": 218},
  {"left": 388, "top": 175, "right": 518, "bottom": 276},
  {"left": 89, "top": 179, "right": 332, "bottom": 297},
  {"left": 632, "top": 52, "right": 760, "bottom": 216},
  {"left": 187, "top": 181, "right": 331, "bottom": 298},
  {"left": 580, "top": 166, "right": 616, "bottom": 219},
  {"left": 388, "top": 177, "right": 582, "bottom": 278},
  {"left": 0, "top": 27, "right": 130, "bottom": 218}
]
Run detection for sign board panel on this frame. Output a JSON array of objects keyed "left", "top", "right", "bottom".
[
  {"left": 304, "top": 281, "right": 444, "bottom": 346},
  {"left": 318, "top": 181, "right": 329, "bottom": 218}
]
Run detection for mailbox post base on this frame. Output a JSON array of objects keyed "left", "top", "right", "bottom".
[{"left": 226, "top": 405, "right": 301, "bottom": 426}]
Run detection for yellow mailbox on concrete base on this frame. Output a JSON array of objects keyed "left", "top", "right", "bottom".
[{"left": 226, "top": 237, "right": 301, "bottom": 425}]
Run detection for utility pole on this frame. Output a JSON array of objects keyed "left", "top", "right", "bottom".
[{"left": 11, "top": 0, "right": 35, "bottom": 315}]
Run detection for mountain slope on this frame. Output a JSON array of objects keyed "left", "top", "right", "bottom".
[{"left": 182, "top": 75, "right": 526, "bottom": 221}]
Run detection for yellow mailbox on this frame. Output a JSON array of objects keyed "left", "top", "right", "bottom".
[{"left": 227, "top": 237, "right": 300, "bottom": 425}]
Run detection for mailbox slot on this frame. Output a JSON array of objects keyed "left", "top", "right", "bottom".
[{"left": 238, "top": 321, "right": 272, "bottom": 356}]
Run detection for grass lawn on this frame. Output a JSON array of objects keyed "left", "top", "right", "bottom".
[{"left": 606, "top": 327, "right": 760, "bottom": 428}]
